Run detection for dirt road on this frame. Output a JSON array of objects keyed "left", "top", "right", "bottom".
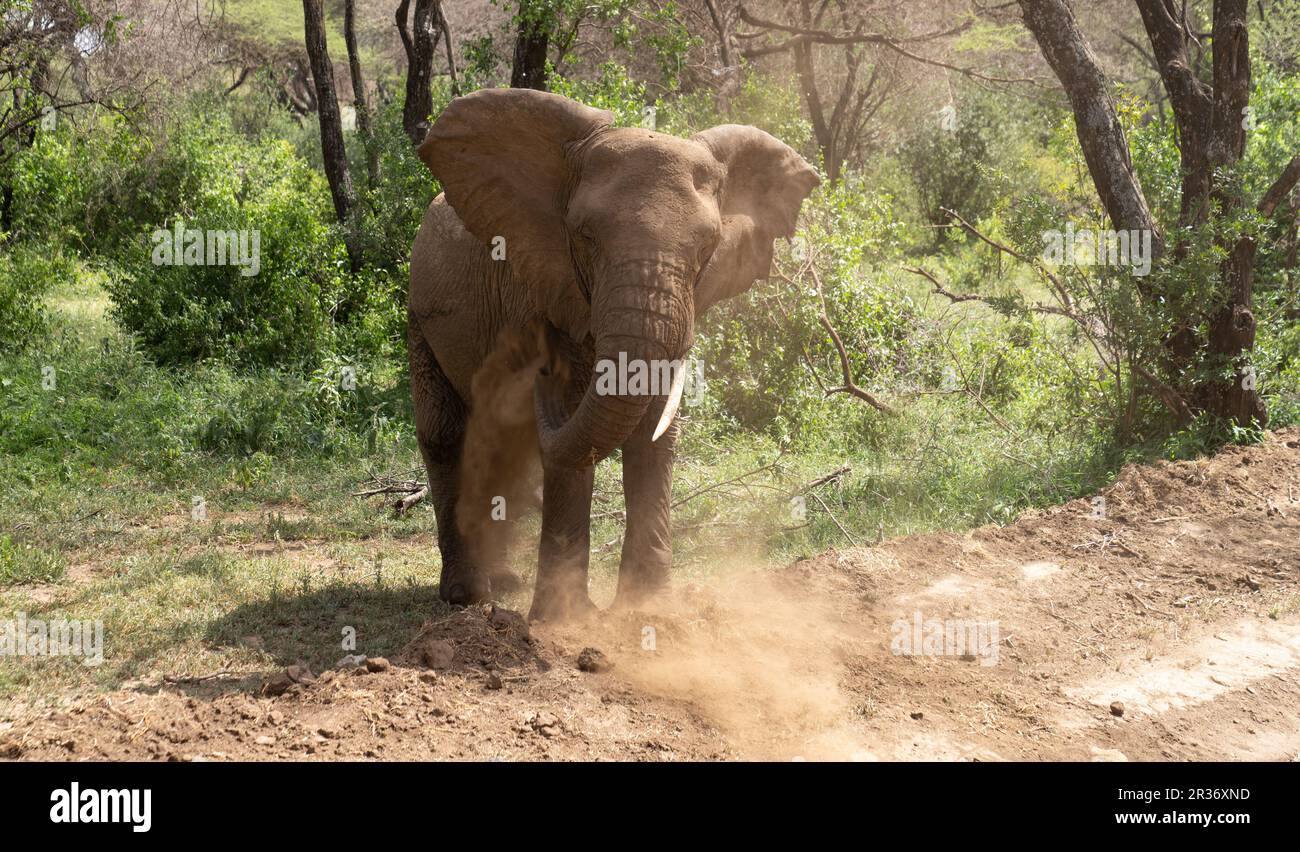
[{"left": 5, "top": 428, "right": 1298, "bottom": 761}]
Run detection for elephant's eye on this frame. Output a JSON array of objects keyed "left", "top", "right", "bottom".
[
  {"left": 697, "top": 237, "right": 719, "bottom": 271},
  {"left": 693, "top": 241, "right": 718, "bottom": 288},
  {"left": 572, "top": 228, "right": 597, "bottom": 256}
]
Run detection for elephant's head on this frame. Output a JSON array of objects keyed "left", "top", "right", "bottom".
[{"left": 419, "top": 88, "right": 819, "bottom": 468}]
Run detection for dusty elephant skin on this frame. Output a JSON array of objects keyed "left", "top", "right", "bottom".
[{"left": 407, "top": 88, "right": 819, "bottom": 620}]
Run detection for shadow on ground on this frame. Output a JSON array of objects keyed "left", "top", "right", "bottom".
[{"left": 204, "top": 581, "right": 454, "bottom": 674}]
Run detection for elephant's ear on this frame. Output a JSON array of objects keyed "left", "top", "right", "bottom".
[
  {"left": 691, "top": 125, "right": 820, "bottom": 309},
  {"left": 418, "top": 88, "right": 613, "bottom": 341}
]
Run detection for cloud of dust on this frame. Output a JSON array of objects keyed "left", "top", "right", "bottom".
[
  {"left": 456, "top": 321, "right": 558, "bottom": 572},
  {"left": 557, "top": 562, "right": 878, "bottom": 761}
]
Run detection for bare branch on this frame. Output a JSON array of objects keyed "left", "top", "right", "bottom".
[{"left": 1259, "top": 154, "right": 1300, "bottom": 218}]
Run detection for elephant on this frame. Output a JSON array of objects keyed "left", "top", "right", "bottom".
[{"left": 408, "top": 87, "right": 819, "bottom": 621}]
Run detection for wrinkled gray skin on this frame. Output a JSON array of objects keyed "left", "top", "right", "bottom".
[{"left": 409, "top": 88, "right": 819, "bottom": 621}]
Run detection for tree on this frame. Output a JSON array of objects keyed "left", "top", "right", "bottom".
[
  {"left": 701, "top": 0, "right": 738, "bottom": 69},
  {"left": 344, "top": 0, "right": 379, "bottom": 188},
  {"left": 511, "top": 4, "right": 550, "bottom": 90},
  {"left": 737, "top": 2, "right": 1023, "bottom": 183},
  {"left": 1018, "top": 0, "right": 1300, "bottom": 427},
  {"left": 302, "top": 0, "right": 358, "bottom": 269},
  {"left": 0, "top": 0, "right": 141, "bottom": 229},
  {"left": 505, "top": 1, "right": 655, "bottom": 94},
  {"left": 396, "top": 0, "right": 457, "bottom": 145}
]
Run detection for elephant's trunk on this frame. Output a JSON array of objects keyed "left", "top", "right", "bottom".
[{"left": 535, "top": 259, "right": 694, "bottom": 469}]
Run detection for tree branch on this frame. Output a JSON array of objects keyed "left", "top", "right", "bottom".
[{"left": 1258, "top": 154, "right": 1300, "bottom": 218}]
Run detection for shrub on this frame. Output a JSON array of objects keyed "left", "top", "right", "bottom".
[
  {"left": 347, "top": 96, "right": 444, "bottom": 270},
  {"left": 0, "top": 244, "right": 71, "bottom": 351},
  {"left": 104, "top": 113, "right": 349, "bottom": 368},
  {"left": 693, "top": 175, "right": 909, "bottom": 440},
  {"left": 896, "top": 89, "right": 1005, "bottom": 245}
]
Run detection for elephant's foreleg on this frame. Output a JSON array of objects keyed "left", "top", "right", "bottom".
[
  {"left": 529, "top": 463, "right": 597, "bottom": 621},
  {"left": 612, "top": 415, "right": 678, "bottom": 608},
  {"left": 409, "top": 327, "right": 488, "bottom": 605}
]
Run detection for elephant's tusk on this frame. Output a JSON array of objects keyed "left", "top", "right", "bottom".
[{"left": 652, "top": 362, "right": 687, "bottom": 442}]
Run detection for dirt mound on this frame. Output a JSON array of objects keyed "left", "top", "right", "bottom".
[
  {"left": 400, "top": 604, "right": 539, "bottom": 673},
  {"left": 4, "top": 429, "right": 1298, "bottom": 761}
]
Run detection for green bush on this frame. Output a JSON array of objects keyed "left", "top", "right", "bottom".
[
  {"left": 190, "top": 361, "right": 407, "bottom": 459},
  {"left": 0, "top": 244, "right": 71, "bottom": 351},
  {"left": 694, "top": 175, "right": 910, "bottom": 440},
  {"left": 347, "top": 96, "right": 443, "bottom": 270},
  {"left": 104, "top": 113, "right": 350, "bottom": 368},
  {"left": 896, "top": 88, "right": 1011, "bottom": 244},
  {"left": 4, "top": 111, "right": 157, "bottom": 258}
]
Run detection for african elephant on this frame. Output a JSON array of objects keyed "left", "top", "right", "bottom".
[{"left": 408, "top": 87, "right": 819, "bottom": 621}]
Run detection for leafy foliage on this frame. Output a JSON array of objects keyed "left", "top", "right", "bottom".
[
  {"left": 0, "top": 244, "right": 65, "bottom": 350},
  {"left": 101, "top": 112, "right": 347, "bottom": 368}
]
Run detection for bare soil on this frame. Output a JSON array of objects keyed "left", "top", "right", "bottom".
[{"left": 4, "top": 429, "right": 1299, "bottom": 761}]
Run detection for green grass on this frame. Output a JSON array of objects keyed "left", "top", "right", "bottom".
[
  {"left": 222, "top": 0, "right": 390, "bottom": 76},
  {"left": 0, "top": 536, "right": 65, "bottom": 586}
]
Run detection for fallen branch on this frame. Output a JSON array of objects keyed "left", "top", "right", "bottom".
[
  {"left": 1124, "top": 590, "right": 1174, "bottom": 619},
  {"left": 393, "top": 486, "right": 429, "bottom": 517},
  {"left": 801, "top": 465, "right": 851, "bottom": 491},
  {"left": 163, "top": 669, "right": 233, "bottom": 685},
  {"left": 352, "top": 468, "right": 425, "bottom": 498},
  {"left": 352, "top": 481, "right": 423, "bottom": 497}
]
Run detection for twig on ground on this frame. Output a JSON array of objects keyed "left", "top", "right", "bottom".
[
  {"left": 163, "top": 669, "right": 233, "bottom": 685},
  {"left": 352, "top": 468, "right": 426, "bottom": 506},
  {"left": 352, "top": 482, "right": 422, "bottom": 497},
  {"left": 1124, "top": 590, "right": 1174, "bottom": 619}
]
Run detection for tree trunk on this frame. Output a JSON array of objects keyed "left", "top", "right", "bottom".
[
  {"left": 2, "top": 56, "right": 47, "bottom": 234},
  {"left": 302, "top": 0, "right": 358, "bottom": 269},
  {"left": 344, "top": 0, "right": 379, "bottom": 188},
  {"left": 1134, "top": 0, "right": 1214, "bottom": 230},
  {"left": 436, "top": 1, "right": 459, "bottom": 95},
  {"left": 1018, "top": 0, "right": 1163, "bottom": 255},
  {"left": 792, "top": 38, "right": 839, "bottom": 183},
  {"left": 1018, "top": 0, "right": 1271, "bottom": 428},
  {"left": 1283, "top": 195, "right": 1300, "bottom": 314},
  {"left": 702, "top": 0, "right": 735, "bottom": 68},
  {"left": 397, "top": 0, "right": 439, "bottom": 145},
  {"left": 511, "top": 6, "right": 549, "bottom": 91},
  {"left": 1201, "top": 0, "right": 1265, "bottom": 426}
]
